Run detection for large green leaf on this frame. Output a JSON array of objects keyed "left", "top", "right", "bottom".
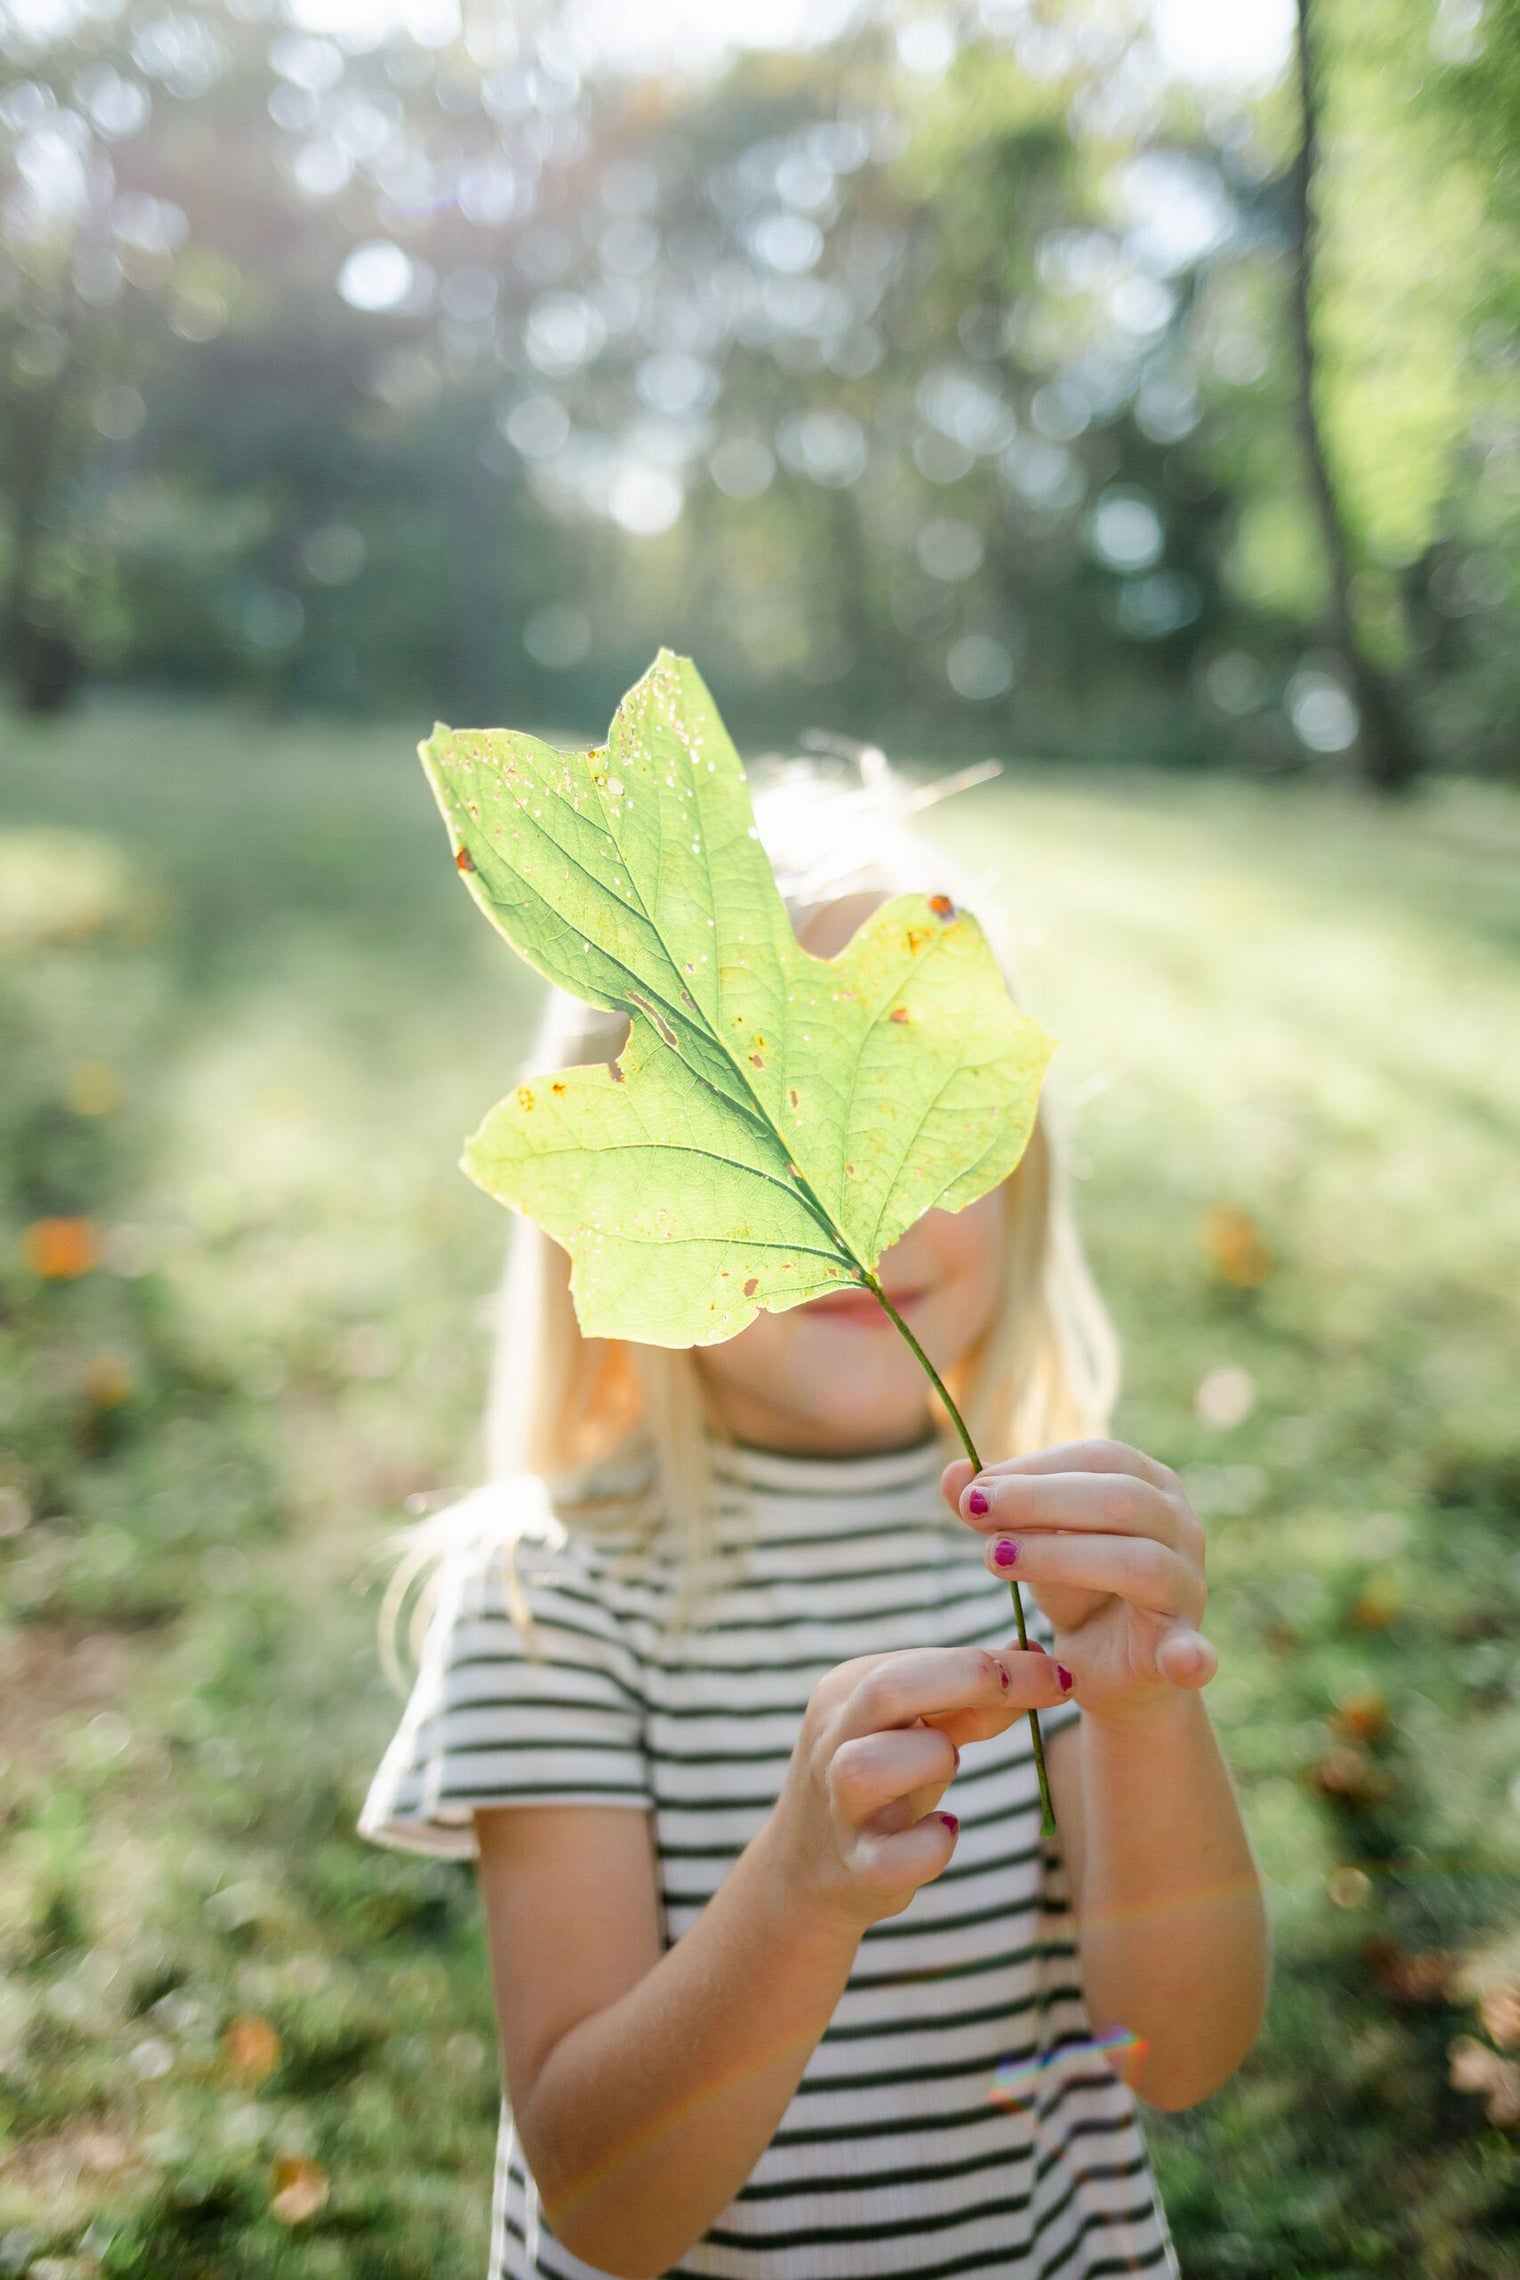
[{"left": 419, "top": 648, "right": 1053, "bottom": 1346}]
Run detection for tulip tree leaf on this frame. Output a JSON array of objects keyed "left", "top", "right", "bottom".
[{"left": 419, "top": 647, "right": 1054, "bottom": 1347}]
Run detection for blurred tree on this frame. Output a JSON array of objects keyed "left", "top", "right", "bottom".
[
  {"left": 1287, "top": 0, "right": 1423, "bottom": 793},
  {"left": 0, "top": 0, "right": 1513, "bottom": 778}
]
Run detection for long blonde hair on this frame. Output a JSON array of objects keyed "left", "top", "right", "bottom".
[{"left": 380, "top": 748, "right": 1119, "bottom": 1675}]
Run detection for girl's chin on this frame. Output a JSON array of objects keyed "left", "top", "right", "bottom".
[{"left": 786, "top": 1344, "right": 935, "bottom": 1418}]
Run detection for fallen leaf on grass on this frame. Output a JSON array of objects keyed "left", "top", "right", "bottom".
[
  {"left": 1480, "top": 1987, "right": 1520, "bottom": 2049},
  {"left": 222, "top": 2014, "right": 281, "bottom": 2087},
  {"left": 270, "top": 2154, "right": 329, "bottom": 2223},
  {"left": 1362, "top": 1937, "right": 1454, "bottom": 2003},
  {"left": 1332, "top": 1689, "right": 1391, "bottom": 1744},
  {"left": 1449, "top": 2037, "right": 1520, "bottom": 2128},
  {"left": 23, "top": 1218, "right": 101, "bottom": 1280},
  {"left": 79, "top": 1354, "right": 133, "bottom": 1409},
  {"left": 1308, "top": 1744, "right": 1395, "bottom": 1807},
  {"left": 1201, "top": 1203, "right": 1272, "bottom": 1289}
]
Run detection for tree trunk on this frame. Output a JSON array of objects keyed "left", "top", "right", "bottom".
[
  {"left": 3, "top": 371, "right": 82, "bottom": 713},
  {"left": 1288, "top": 0, "right": 1422, "bottom": 795}
]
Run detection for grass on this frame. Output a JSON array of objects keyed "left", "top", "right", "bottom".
[{"left": 1, "top": 695, "right": 1518, "bottom": 2278}]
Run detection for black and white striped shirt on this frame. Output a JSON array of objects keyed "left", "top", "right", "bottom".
[{"left": 359, "top": 1433, "right": 1179, "bottom": 2280}]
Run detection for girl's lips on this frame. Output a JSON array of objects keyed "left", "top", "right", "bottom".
[{"left": 803, "top": 1285, "right": 925, "bottom": 1323}]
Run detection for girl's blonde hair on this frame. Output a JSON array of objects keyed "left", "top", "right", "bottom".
[{"left": 381, "top": 747, "right": 1119, "bottom": 1675}]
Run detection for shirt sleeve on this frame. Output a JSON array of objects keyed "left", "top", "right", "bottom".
[{"left": 357, "top": 1490, "right": 652, "bottom": 1861}]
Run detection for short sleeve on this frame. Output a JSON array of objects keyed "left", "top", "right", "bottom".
[{"left": 358, "top": 1490, "right": 652, "bottom": 1861}]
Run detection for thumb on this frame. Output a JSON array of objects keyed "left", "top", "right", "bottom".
[{"left": 1156, "top": 1623, "right": 1217, "bottom": 1690}]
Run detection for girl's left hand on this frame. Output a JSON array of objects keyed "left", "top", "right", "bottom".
[{"left": 942, "top": 1440, "right": 1218, "bottom": 1724}]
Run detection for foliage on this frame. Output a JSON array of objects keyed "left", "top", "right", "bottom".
[
  {"left": 1, "top": 702, "right": 1518, "bottom": 2273},
  {"left": 0, "top": 3, "right": 1514, "bottom": 772},
  {"left": 424, "top": 650, "right": 1050, "bottom": 1345}
]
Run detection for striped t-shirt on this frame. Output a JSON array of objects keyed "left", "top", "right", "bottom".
[{"left": 359, "top": 1432, "right": 1179, "bottom": 2280}]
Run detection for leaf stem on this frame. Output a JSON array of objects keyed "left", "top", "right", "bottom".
[{"left": 862, "top": 1274, "right": 1058, "bottom": 1841}]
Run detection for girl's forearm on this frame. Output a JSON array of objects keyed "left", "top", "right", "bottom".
[
  {"left": 1070, "top": 1691, "right": 1269, "bottom": 2110},
  {"left": 518, "top": 1818, "right": 859, "bottom": 2279}
]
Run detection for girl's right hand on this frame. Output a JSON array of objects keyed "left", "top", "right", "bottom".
[{"left": 764, "top": 1644, "right": 1071, "bottom": 1934}]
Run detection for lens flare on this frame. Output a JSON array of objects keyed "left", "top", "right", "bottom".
[{"left": 990, "top": 2025, "right": 1148, "bottom": 2109}]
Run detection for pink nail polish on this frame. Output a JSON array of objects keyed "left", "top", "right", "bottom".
[
  {"left": 937, "top": 1812, "right": 959, "bottom": 1834},
  {"left": 992, "top": 1537, "right": 1019, "bottom": 1568},
  {"left": 967, "top": 1488, "right": 989, "bottom": 1516},
  {"left": 1056, "top": 1665, "right": 1074, "bottom": 1692}
]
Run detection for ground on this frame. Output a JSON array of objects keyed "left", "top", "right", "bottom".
[{"left": 1, "top": 698, "right": 1518, "bottom": 2278}]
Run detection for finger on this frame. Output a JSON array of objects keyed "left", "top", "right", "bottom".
[
  {"left": 918, "top": 1648, "right": 1071, "bottom": 1749},
  {"left": 1156, "top": 1622, "right": 1218, "bottom": 1689},
  {"left": 982, "top": 1530, "right": 1206, "bottom": 1626},
  {"left": 954, "top": 1466, "right": 1193, "bottom": 1553},
  {"left": 953, "top": 1439, "right": 1180, "bottom": 1496},
  {"left": 830, "top": 1725, "right": 959, "bottom": 1833},
  {"left": 834, "top": 1644, "right": 1014, "bottom": 1744},
  {"left": 848, "top": 1807, "right": 960, "bottom": 1911},
  {"left": 941, "top": 1457, "right": 977, "bottom": 1512}
]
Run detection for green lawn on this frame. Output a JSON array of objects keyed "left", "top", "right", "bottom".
[{"left": 2, "top": 699, "right": 1518, "bottom": 2278}]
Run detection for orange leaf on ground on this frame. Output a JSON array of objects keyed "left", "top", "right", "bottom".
[
  {"left": 1480, "top": 1988, "right": 1520, "bottom": 2049},
  {"left": 24, "top": 1217, "right": 101, "bottom": 1279},
  {"left": 222, "top": 2014, "right": 281, "bottom": 2087},
  {"left": 80, "top": 1353, "right": 133, "bottom": 1408},
  {"left": 270, "top": 2155, "right": 329, "bottom": 2224},
  {"left": 1201, "top": 1203, "right": 1272, "bottom": 1288}
]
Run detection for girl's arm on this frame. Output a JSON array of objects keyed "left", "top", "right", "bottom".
[
  {"left": 476, "top": 1800, "right": 859, "bottom": 2280},
  {"left": 475, "top": 1640, "right": 1068, "bottom": 2280},
  {"left": 946, "top": 1440, "right": 1270, "bottom": 2113},
  {"left": 1043, "top": 1698, "right": 1270, "bottom": 2110}
]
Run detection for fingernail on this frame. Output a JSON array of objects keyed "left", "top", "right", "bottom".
[
  {"left": 992, "top": 1537, "right": 1019, "bottom": 1568},
  {"left": 1056, "top": 1665, "right": 1073, "bottom": 1692},
  {"left": 967, "top": 1487, "right": 989, "bottom": 1516},
  {"left": 937, "top": 1812, "right": 959, "bottom": 1834}
]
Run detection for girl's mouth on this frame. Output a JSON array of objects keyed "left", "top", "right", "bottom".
[{"left": 802, "top": 1284, "right": 926, "bottom": 1326}]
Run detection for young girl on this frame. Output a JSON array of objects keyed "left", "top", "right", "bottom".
[{"left": 360, "top": 754, "right": 1270, "bottom": 2280}]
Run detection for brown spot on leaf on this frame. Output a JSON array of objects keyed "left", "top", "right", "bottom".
[
  {"left": 455, "top": 846, "right": 475, "bottom": 873},
  {"left": 743, "top": 1277, "right": 758, "bottom": 1298},
  {"left": 516, "top": 1087, "right": 534, "bottom": 1111},
  {"left": 551, "top": 1081, "right": 566, "bottom": 1096},
  {"left": 749, "top": 1053, "right": 764, "bottom": 1068},
  {"left": 609, "top": 1064, "right": 626, "bottom": 1084},
  {"left": 905, "top": 927, "right": 929, "bottom": 954},
  {"left": 788, "top": 1088, "right": 799, "bottom": 1109},
  {"left": 889, "top": 1006, "right": 910, "bottom": 1024}
]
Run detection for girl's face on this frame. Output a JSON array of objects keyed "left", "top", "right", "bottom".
[{"left": 692, "top": 892, "right": 1009, "bottom": 1458}]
